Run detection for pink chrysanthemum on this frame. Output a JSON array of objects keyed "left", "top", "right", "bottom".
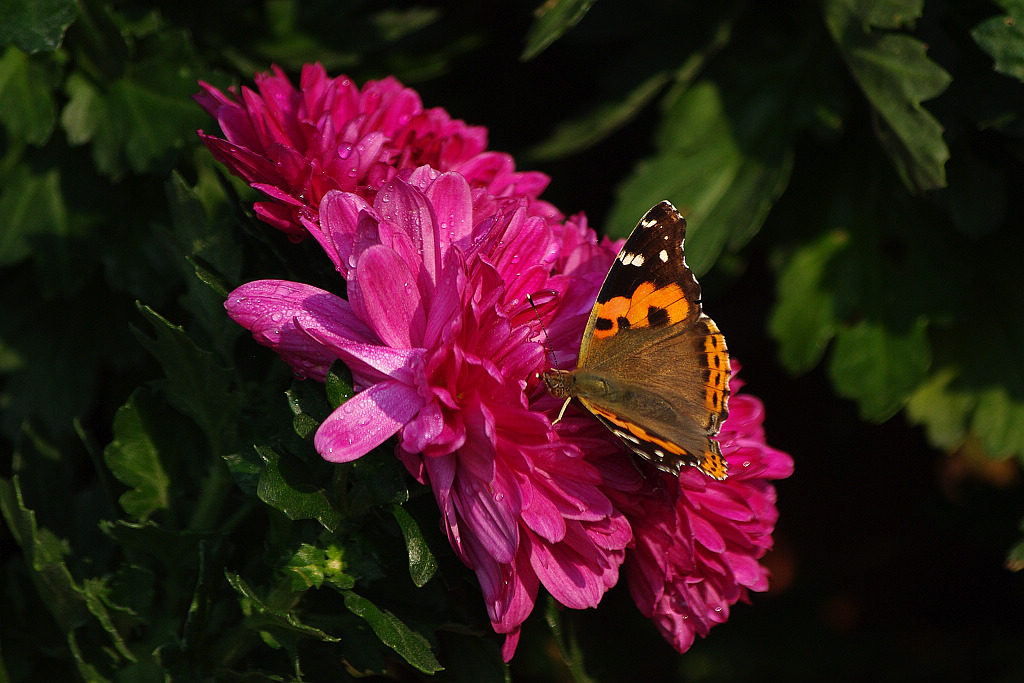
[
  {"left": 225, "top": 168, "right": 630, "bottom": 659},
  {"left": 595, "top": 366, "right": 794, "bottom": 653},
  {"left": 202, "top": 67, "right": 792, "bottom": 661},
  {"left": 195, "top": 63, "right": 559, "bottom": 241}
]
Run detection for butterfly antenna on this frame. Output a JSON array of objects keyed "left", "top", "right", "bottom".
[{"left": 526, "top": 293, "right": 560, "bottom": 371}]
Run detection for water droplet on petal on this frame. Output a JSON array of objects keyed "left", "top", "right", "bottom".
[{"left": 493, "top": 492, "right": 504, "bottom": 503}]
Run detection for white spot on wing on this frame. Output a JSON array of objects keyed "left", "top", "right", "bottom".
[
  {"left": 659, "top": 249, "right": 669, "bottom": 263},
  {"left": 620, "top": 252, "right": 645, "bottom": 267}
]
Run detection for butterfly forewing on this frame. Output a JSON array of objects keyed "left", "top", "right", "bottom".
[{"left": 545, "top": 200, "right": 731, "bottom": 480}]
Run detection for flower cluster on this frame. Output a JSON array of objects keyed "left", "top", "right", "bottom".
[
  {"left": 200, "top": 64, "right": 793, "bottom": 661},
  {"left": 196, "top": 63, "right": 559, "bottom": 241}
]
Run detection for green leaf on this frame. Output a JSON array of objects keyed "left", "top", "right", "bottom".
[
  {"left": 100, "top": 519, "right": 211, "bottom": 571},
  {"left": 528, "top": 71, "right": 671, "bottom": 161},
  {"left": 325, "top": 360, "right": 355, "bottom": 409},
  {"left": 0, "top": 0, "right": 77, "bottom": 53},
  {"left": 825, "top": 0, "right": 951, "bottom": 192},
  {"left": 828, "top": 317, "right": 930, "bottom": 422},
  {"left": 0, "top": 162, "right": 67, "bottom": 267},
  {"left": 226, "top": 571, "right": 341, "bottom": 644},
  {"left": 769, "top": 233, "right": 846, "bottom": 373},
  {"left": 443, "top": 632, "right": 510, "bottom": 683},
  {"left": 611, "top": 78, "right": 793, "bottom": 274},
  {"left": 391, "top": 504, "right": 438, "bottom": 588},
  {"left": 341, "top": 590, "right": 442, "bottom": 674},
  {"left": 253, "top": 445, "right": 341, "bottom": 532},
  {"left": 906, "top": 368, "right": 975, "bottom": 451},
  {"left": 972, "top": 1, "right": 1024, "bottom": 83},
  {"left": 521, "top": 0, "right": 596, "bottom": 61},
  {"left": 133, "top": 304, "right": 239, "bottom": 454},
  {"left": 0, "top": 476, "right": 89, "bottom": 631},
  {"left": 103, "top": 391, "right": 172, "bottom": 520},
  {"left": 545, "top": 595, "right": 595, "bottom": 683},
  {"left": 287, "top": 379, "right": 331, "bottom": 440},
  {"left": 0, "top": 46, "right": 58, "bottom": 144},
  {"left": 59, "top": 29, "right": 208, "bottom": 177},
  {"left": 281, "top": 541, "right": 355, "bottom": 592}
]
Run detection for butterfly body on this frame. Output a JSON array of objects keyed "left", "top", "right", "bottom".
[{"left": 543, "top": 201, "right": 730, "bottom": 479}]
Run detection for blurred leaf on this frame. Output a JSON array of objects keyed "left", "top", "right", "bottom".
[
  {"left": 528, "top": 71, "right": 670, "bottom": 161},
  {"left": 443, "top": 632, "right": 510, "bottom": 683},
  {"left": 391, "top": 504, "right": 437, "bottom": 587},
  {"left": 0, "top": 163, "right": 67, "bottom": 267},
  {"left": 828, "top": 317, "right": 930, "bottom": 422},
  {"left": 0, "top": 46, "right": 58, "bottom": 144},
  {"left": 341, "top": 590, "right": 442, "bottom": 674},
  {"left": 100, "top": 519, "right": 210, "bottom": 572},
  {"left": 522, "top": 0, "right": 596, "bottom": 60},
  {"left": 611, "top": 77, "right": 794, "bottom": 274},
  {"left": 545, "top": 595, "right": 595, "bottom": 683},
  {"left": 103, "top": 391, "right": 172, "bottom": 520},
  {"left": 0, "top": 0, "right": 76, "bottom": 53},
  {"left": 825, "top": 0, "right": 951, "bottom": 192},
  {"left": 972, "top": 1, "right": 1024, "bottom": 83},
  {"left": 907, "top": 368, "right": 975, "bottom": 451},
  {"left": 133, "top": 304, "right": 240, "bottom": 453},
  {"left": 769, "top": 232, "right": 846, "bottom": 373},
  {"left": 253, "top": 445, "right": 340, "bottom": 532},
  {"left": 60, "top": 29, "right": 207, "bottom": 177}
]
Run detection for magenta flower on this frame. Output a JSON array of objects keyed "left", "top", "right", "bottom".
[
  {"left": 195, "top": 63, "right": 559, "bottom": 241},
  {"left": 596, "top": 366, "right": 794, "bottom": 653},
  {"left": 225, "top": 168, "right": 630, "bottom": 659},
  {"left": 202, "top": 66, "right": 792, "bottom": 662}
]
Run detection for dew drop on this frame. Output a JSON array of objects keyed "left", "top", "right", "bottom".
[{"left": 493, "top": 492, "right": 504, "bottom": 503}]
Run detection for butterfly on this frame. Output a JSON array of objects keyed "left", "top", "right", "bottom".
[{"left": 543, "top": 201, "right": 731, "bottom": 479}]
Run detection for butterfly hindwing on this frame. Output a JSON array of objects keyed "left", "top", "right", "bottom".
[{"left": 543, "top": 201, "right": 731, "bottom": 480}]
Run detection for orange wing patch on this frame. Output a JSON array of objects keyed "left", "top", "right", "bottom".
[
  {"left": 700, "top": 319, "right": 731, "bottom": 426},
  {"left": 592, "top": 282, "right": 691, "bottom": 340}
]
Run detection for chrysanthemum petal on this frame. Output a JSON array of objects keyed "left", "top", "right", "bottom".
[{"left": 314, "top": 380, "right": 424, "bottom": 462}]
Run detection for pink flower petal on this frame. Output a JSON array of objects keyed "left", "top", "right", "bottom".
[{"left": 314, "top": 380, "right": 423, "bottom": 462}]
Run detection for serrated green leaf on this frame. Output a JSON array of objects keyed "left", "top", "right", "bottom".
[
  {"left": 521, "top": 0, "right": 595, "bottom": 60},
  {"left": 253, "top": 445, "right": 340, "bottom": 532},
  {"left": 0, "top": 46, "right": 58, "bottom": 144},
  {"left": 226, "top": 571, "right": 341, "bottom": 644},
  {"left": 828, "top": 317, "right": 930, "bottom": 421},
  {"left": 103, "top": 392, "right": 172, "bottom": 520},
  {"left": 133, "top": 304, "right": 239, "bottom": 454},
  {"left": 0, "top": 0, "right": 77, "bottom": 53},
  {"left": 611, "top": 78, "right": 793, "bottom": 274},
  {"left": 341, "top": 590, "right": 442, "bottom": 674},
  {"left": 972, "top": 1, "right": 1024, "bottom": 83},
  {"left": 0, "top": 476, "right": 89, "bottom": 631},
  {"left": 391, "top": 504, "right": 437, "bottom": 587},
  {"left": 769, "top": 232, "right": 847, "bottom": 372},
  {"left": 825, "top": 0, "right": 950, "bottom": 192}
]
